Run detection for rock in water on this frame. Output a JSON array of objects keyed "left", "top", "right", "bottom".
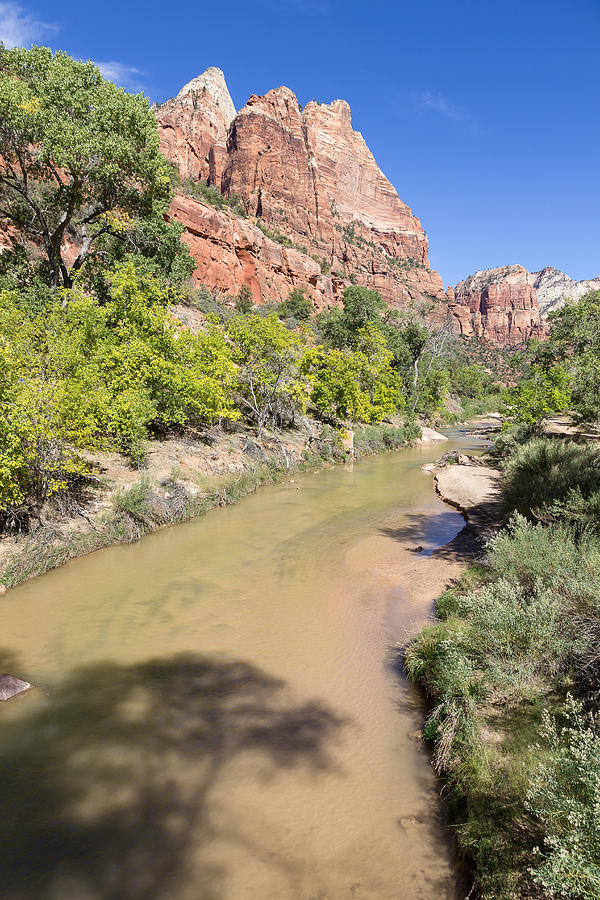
[{"left": 0, "top": 674, "right": 32, "bottom": 700}]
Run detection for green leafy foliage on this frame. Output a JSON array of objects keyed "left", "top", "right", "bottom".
[
  {"left": 503, "top": 359, "right": 571, "bottom": 426},
  {"left": 301, "top": 324, "right": 404, "bottom": 422},
  {"left": 548, "top": 290, "right": 600, "bottom": 425},
  {"left": 315, "top": 285, "right": 454, "bottom": 420},
  {"left": 279, "top": 288, "right": 313, "bottom": 321},
  {"left": 526, "top": 696, "right": 600, "bottom": 899},
  {"left": 0, "top": 45, "right": 179, "bottom": 288},
  {"left": 235, "top": 284, "right": 253, "bottom": 313},
  {"left": 226, "top": 313, "right": 307, "bottom": 437},
  {"left": 0, "top": 261, "right": 238, "bottom": 515}
]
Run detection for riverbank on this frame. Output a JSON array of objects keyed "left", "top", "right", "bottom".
[
  {"left": 390, "top": 452, "right": 502, "bottom": 618},
  {"left": 0, "top": 424, "right": 485, "bottom": 898},
  {"left": 0, "top": 418, "right": 447, "bottom": 591},
  {"left": 406, "top": 433, "right": 600, "bottom": 898}
]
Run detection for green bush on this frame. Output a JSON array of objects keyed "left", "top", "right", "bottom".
[
  {"left": 235, "top": 284, "right": 254, "bottom": 313},
  {"left": 501, "top": 438, "right": 600, "bottom": 519},
  {"left": 526, "top": 696, "right": 600, "bottom": 899},
  {"left": 406, "top": 497, "right": 600, "bottom": 896},
  {"left": 279, "top": 288, "right": 313, "bottom": 321}
]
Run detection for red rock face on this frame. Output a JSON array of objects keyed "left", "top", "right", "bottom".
[
  {"left": 157, "top": 70, "right": 546, "bottom": 345},
  {"left": 451, "top": 265, "right": 547, "bottom": 344},
  {"left": 157, "top": 71, "right": 445, "bottom": 310},
  {"left": 155, "top": 68, "right": 236, "bottom": 183},
  {"left": 170, "top": 194, "right": 332, "bottom": 307}
]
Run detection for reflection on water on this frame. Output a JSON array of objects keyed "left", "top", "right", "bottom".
[{"left": 0, "top": 429, "right": 486, "bottom": 899}]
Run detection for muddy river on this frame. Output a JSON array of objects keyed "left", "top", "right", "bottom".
[{"left": 0, "top": 428, "right": 485, "bottom": 899}]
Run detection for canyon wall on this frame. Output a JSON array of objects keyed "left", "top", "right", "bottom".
[
  {"left": 156, "top": 69, "right": 444, "bottom": 310},
  {"left": 449, "top": 265, "right": 547, "bottom": 344},
  {"left": 156, "top": 68, "right": 549, "bottom": 345}
]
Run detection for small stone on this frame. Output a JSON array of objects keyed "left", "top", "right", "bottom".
[{"left": 0, "top": 674, "right": 32, "bottom": 701}]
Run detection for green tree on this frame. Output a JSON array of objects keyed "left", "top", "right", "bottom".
[
  {"left": 302, "top": 324, "right": 404, "bottom": 422},
  {"left": 0, "top": 46, "right": 173, "bottom": 288},
  {"left": 226, "top": 313, "right": 307, "bottom": 438},
  {"left": 503, "top": 361, "right": 571, "bottom": 427},
  {"left": 279, "top": 288, "right": 313, "bottom": 321},
  {"left": 235, "top": 284, "right": 253, "bottom": 313},
  {"left": 316, "top": 285, "right": 386, "bottom": 349},
  {"left": 548, "top": 290, "right": 600, "bottom": 424},
  {"left": 340, "top": 285, "right": 387, "bottom": 331}
]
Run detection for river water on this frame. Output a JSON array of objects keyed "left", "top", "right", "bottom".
[{"left": 0, "top": 428, "right": 485, "bottom": 900}]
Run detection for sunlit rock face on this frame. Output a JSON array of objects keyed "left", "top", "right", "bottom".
[
  {"left": 451, "top": 265, "right": 547, "bottom": 345},
  {"left": 156, "top": 71, "right": 445, "bottom": 311},
  {"left": 155, "top": 67, "right": 236, "bottom": 184},
  {"left": 533, "top": 266, "right": 600, "bottom": 314}
]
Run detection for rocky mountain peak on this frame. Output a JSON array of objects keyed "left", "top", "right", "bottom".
[
  {"left": 451, "top": 265, "right": 545, "bottom": 345},
  {"left": 155, "top": 67, "right": 236, "bottom": 183},
  {"left": 156, "top": 70, "right": 445, "bottom": 317},
  {"left": 532, "top": 266, "right": 600, "bottom": 313},
  {"left": 175, "top": 67, "right": 236, "bottom": 126}
]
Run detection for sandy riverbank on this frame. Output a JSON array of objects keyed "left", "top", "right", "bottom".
[{"left": 385, "top": 459, "right": 502, "bottom": 630}]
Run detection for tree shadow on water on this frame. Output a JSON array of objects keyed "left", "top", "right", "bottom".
[
  {"left": 0, "top": 652, "right": 348, "bottom": 899},
  {"left": 378, "top": 509, "right": 466, "bottom": 554}
]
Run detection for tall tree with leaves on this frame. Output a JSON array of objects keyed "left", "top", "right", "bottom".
[{"left": 0, "top": 45, "right": 173, "bottom": 288}]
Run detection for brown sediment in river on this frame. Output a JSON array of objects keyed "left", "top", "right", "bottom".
[{"left": 0, "top": 428, "right": 489, "bottom": 899}]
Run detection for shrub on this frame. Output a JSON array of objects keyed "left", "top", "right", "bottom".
[
  {"left": 501, "top": 438, "right": 600, "bottom": 519},
  {"left": 526, "top": 695, "right": 600, "bottom": 899},
  {"left": 279, "top": 288, "right": 313, "bottom": 321},
  {"left": 235, "top": 284, "right": 253, "bottom": 313}
]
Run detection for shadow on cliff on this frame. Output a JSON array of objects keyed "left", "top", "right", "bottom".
[{"left": 0, "top": 652, "right": 348, "bottom": 899}]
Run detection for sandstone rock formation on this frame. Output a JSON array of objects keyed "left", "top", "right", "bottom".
[
  {"left": 450, "top": 265, "right": 546, "bottom": 344},
  {"left": 156, "top": 70, "right": 445, "bottom": 310},
  {"left": 532, "top": 266, "right": 600, "bottom": 314},
  {"left": 156, "top": 67, "right": 236, "bottom": 184},
  {"left": 157, "top": 69, "right": 559, "bottom": 346},
  {"left": 170, "top": 193, "right": 328, "bottom": 306}
]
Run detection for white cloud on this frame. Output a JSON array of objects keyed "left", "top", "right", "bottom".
[
  {"left": 412, "top": 90, "right": 481, "bottom": 135},
  {"left": 0, "top": 1, "right": 57, "bottom": 48},
  {"left": 95, "top": 60, "right": 146, "bottom": 92},
  {"left": 416, "top": 91, "right": 466, "bottom": 121}
]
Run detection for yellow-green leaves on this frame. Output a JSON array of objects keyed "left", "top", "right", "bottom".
[
  {"left": 0, "top": 261, "right": 239, "bottom": 509},
  {"left": 301, "top": 327, "right": 404, "bottom": 423}
]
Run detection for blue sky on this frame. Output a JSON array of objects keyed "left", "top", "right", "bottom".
[{"left": 2, "top": 0, "right": 598, "bottom": 287}]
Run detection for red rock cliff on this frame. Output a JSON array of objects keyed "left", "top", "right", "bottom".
[
  {"left": 156, "top": 70, "right": 444, "bottom": 309},
  {"left": 450, "top": 265, "right": 546, "bottom": 344},
  {"left": 156, "top": 70, "right": 547, "bottom": 344},
  {"left": 156, "top": 67, "right": 236, "bottom": 184}
]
